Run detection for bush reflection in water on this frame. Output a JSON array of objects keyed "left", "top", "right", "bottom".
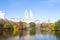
[{"left": 0, "top": 29, "right": 60, "bottom": 40}]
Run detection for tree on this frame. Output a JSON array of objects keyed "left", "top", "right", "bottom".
[
  {"left": 40, "top": 23, "right": 48, "bottom": 31},
  {"left": 55, "top": 20, "right": 60, "bottom": 30},
  {"left": 51, "top": 23, "right": 55, "bottom": 31},
  {"left": 29, "top": 22, "right": 36, "bottom": 28},
  {"left": 6, "top": 24, "right": 13, "bottom": 29},
  {"left": 13, "top": 25, "right": 18, "bottom": 35},
  {"left": 0, "top": 19, "right": 5, "bottom": 24},
  {"left": 29, "top": 22, "right": 36, "bottom": 35},
  {"left": 18, "top": 21, "right": 24, "bottom": 30}
]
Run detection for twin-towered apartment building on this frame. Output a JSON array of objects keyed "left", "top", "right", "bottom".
[
  {"left": 0, "top": 9, "right": 51, "bottom": 23},
  {"left": 0, "top": 9, "right": 34, "bottom": 23}
]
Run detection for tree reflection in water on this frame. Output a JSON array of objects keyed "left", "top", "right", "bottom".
[
  {"left": 55, "top": 31, "right": 60, "bottom": 40},
  {"left": 0, "top": 30, "right": 13, "bottom": 40},
  {"left": 0, "top": 29, "right": 60, "bottom": 40},
  {"left": 18, "top": 30, "right": 25, "bottom": 40}
]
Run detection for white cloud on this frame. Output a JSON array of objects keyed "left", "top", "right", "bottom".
[
  {"left": 0, "top": 11, "right": 5, "bottom": 19},
  {"left": 0, "top": 11, "right": 2, "bottom": 12}
]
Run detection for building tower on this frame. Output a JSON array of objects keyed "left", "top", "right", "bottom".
[
  {"left": 24, "top": 9, "right": 28, "bottom": 20},
  {"left": 24, "top": 9, "right": 28, "bottom": 22},
  {"left": 24, "top": 9, "right": 33, "bottom": 23},
  {"left": 29, "top": 9, "right": 33, "bottom": 22}
]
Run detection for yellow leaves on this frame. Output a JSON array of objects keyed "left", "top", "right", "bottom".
[
  {"left": 13, "top": 25, "right": 16, "bottom": 27},
  {"left": 13, "top": 25, "right": 18, "bottom": 35},
  {"left": 4, "top": 24, "right": 6, "bottom": 28},
  {"left": 45, "top": 27, "right": 48, "bottom": 31},
  {"left": 51, "top": 23, "right": 55, "bottom": 30}
]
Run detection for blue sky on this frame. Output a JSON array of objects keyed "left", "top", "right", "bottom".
[{"left": 0, "top": 0, "right": 60, "bottom": 22}]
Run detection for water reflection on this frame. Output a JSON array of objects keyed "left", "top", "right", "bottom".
[
  {"left": 55, "top": 31, "right": 60, "bottom": 40},
  {"left": 34, "top": 31, "right": 57, "bottom": 40},
  {"left": 0, "top": 30, "right": 60, "bottom": 40}
]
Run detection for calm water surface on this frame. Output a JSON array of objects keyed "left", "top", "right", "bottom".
[{"left": 0, "top": 30, "right": 60, "bottom": 40}]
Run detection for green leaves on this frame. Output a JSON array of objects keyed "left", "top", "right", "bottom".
[
  {"left": 29, "top": 22, "right": 36, "bottom": 35},
  {"left": 55, "top": 19, "right": 60, "bottom": 30}
]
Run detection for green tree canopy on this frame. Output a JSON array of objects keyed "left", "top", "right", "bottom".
[
  {"left": 29, "top": 22, "right": 36, "bottom": 28},
  {"left": 55, "top": 19, "right": 60, "bottom": 30}
]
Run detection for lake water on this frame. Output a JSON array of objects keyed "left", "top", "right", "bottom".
[{"left": 0, "top": 30, "right": 60, "bottom": 40}]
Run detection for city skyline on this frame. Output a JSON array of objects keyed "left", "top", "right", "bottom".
[{"left": 0, "top": 0, "right": 60, "bottom": 22}]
